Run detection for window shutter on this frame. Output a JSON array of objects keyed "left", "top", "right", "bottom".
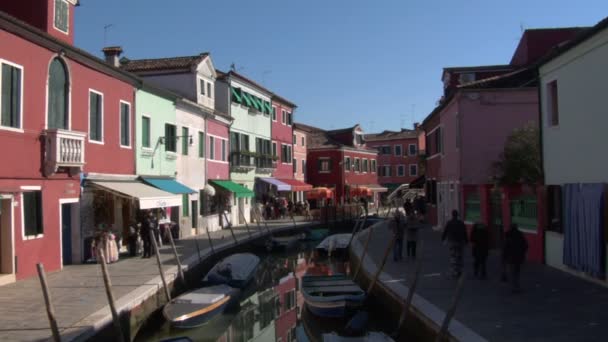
[{"left": 48, "top": 59, "right": 68, "bottom": 129}]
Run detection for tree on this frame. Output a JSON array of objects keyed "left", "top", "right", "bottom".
[{"left": 492, "top": 123, "right": 542, "bottom": 186}]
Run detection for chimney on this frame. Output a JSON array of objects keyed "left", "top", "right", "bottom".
[
  {"left": 102, "top": 46, "right": 123, "bottom": 67},
  {"left": 413, "top": 122, "right": 419, "bottom": 130}
]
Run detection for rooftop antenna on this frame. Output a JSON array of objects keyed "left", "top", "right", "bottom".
[
  {"left": 103, "top": 24, "right": 113, "bottom": 47},
  {"left": 230, "top": 63, "right": 245, "bottom": 72}
]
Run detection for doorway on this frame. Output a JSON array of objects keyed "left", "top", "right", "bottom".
[
  {"left": 191, "top": 200, "right": 198, "bottom": 230},
  {"left": 61, "top": 203, "right": 74, "bottom": 265},
  {"left": 0, "top": 198, "right": 15, "bottom": 285}
]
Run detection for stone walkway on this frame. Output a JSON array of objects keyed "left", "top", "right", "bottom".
[
  {"left": 0, "top": 219, "right": 313, "bottom": 342},
  {"left": 358, "top": 222, "right": 608, "bottom": 342}
]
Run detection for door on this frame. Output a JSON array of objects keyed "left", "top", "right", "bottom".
[
  {"left": 191, "top": 200, "right": 198, "bottom": 229},
  {"left": 61, "top": 203, "right": 73, "bottom": 265}
]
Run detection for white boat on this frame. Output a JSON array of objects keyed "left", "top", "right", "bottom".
[
  {"left": 316, "top": 234, "right": 352, "bottom": 256},
  {"left": 322, "top": 332, "right": 395, "bottom": 342},
  {"left": 203, "top": 253, "right": 261, "bottom": 288},
  {"left": 162, "top": 284, "right": 239, "bottom": 328}
]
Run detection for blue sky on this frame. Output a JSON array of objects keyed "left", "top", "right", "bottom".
[{"left": 75, "top": 0, "right": 607, "bottom": 133}]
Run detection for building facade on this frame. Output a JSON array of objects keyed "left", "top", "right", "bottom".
[{"left": 293, "top": 124, "right": 309, "bottom": 202}]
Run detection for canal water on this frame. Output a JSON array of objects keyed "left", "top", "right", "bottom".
[{"left": 134, "top": 238, "right": 395, "bottom": 342}]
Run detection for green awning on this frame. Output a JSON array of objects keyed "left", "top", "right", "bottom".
[
  {"left": 231, "top": 87, "right": 242, "bottom": 103},
  {"left": 211, "top": 180, "right": 254, "bottom": 198},
  {"left": 241, "top": 92, "right": 253, "bottom": 107},
  {"left": 264, "top": 101, "right": 272, "bottom": 114},
  {"left": 251, "top": 96, "right": 262, "bottom": 111}
]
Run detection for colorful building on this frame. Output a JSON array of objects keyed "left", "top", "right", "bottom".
[
  {"left": 538, "top": 17, "right": 608, "bottom": 281},
  {"left": 365, "top": 127, "right": 421, "bottom": 195},
  {"left": 299, "top": 123, "right": 385, "bottom": 207},
  {"left": 293, "top": 123, "right": 310, "bottom": 202}
]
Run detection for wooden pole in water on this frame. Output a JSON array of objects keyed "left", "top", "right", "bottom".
[
  {"left": 36, "top": 263, "right": 61, "bottom": 342},
  {"left": 96, "top": 250, "right": 125, "bottom": 342},
  {"left": 223, "top": 211, "right": 238, "bottom": 245},
  {"left": 367, "top": 233, "right": 397, "bottom": 294},
  {"left": 204, "top": 225, "right": 215, "bottom": 256},
  {"left": 238, "top": 205, "right": 252, "bottom": 239},
  {"left": 435, "top": 274, "right": 466, "bottom": 342},
  {"left": 195, "top": 235, "right": 204, "bottom": 262},
  {"left": 394, "top": 242, "right": 424, "bottom": 337},
  {"left": 167, "top": 231, "right": 184, "bottom": 284},
  {"left": 149, "top": 228, "right": 171, "bottom": 302}
]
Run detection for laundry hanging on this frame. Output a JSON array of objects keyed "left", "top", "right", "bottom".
[{"left": 563, "top": 183, "right": 606, "bottom": 279}]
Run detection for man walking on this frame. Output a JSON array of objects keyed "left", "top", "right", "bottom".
[
  {"left": 442, "top": 210, "right": 468, "bottom": 278},
  {"left": 391, "top": 210, "right": 405, "bottom": 262},
  {"left": 141, "top": 210, "right": 154, "bottom": 258},
  {"left": 503, "top": 223, "right": 528, "bottom": 293}
]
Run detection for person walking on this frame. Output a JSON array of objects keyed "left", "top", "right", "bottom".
[
  {"left": 141, "top": 210, "right": 154, "bottom": 258},
  {"left": 391, "top": 210, "right": 405, "bottom": 261},
  {"left": 441, "top": 210, "right": 468, "bottom": 278},
  {"left": 403, "top": 199, "right": 413, "bottom": 216},
  {"left": 470, "top": 223, "right": 489, "bottom": 279},
  {"left": 503, "top": 223, "right": 528, "bottom": 293},
  {"left": 406, "top": 211, "right": 419, "bottom": 259}
]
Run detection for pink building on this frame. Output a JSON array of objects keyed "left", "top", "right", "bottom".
[{"left": 292, "top": 124, "right": 309, "bottom": 202}]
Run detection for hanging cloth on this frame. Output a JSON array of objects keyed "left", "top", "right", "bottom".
[{"left": 563, "top": 183, "right": 605, "bottom": 279}]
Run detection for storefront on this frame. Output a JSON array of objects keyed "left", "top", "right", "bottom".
[{"left": 209, "top": 180, "right": 255, "bottom": 226}]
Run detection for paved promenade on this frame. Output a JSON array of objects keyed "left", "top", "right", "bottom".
[
  {"left": 0, "top": 219, "right": 312, "bottom": 342},
  {"left": 356, "top": 222, "right": 608, "bottom": 342}
]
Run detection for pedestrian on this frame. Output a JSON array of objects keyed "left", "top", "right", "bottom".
[
  {"left": 141, "top": 210, "right": 153, "bottom": 258},
  {"left": 470, "top": 222, "right": 489, "bottom": 279},
  {"left": 406, "top": 211, "right": 419, "bottom": 259},
  {"left": 403, "top": 199, "right": 413, "bottom": 216},
  {"left": 303, "top": 200, "right": 311, "bottom": 221},
  {"left": 441, "top": 210, "right": 468, "bottom": 278},
  {"left": 391, "top": 210, "right": 405, "bottom": 261},
  {"left": 503, "top": 223, "right": 528, "bottom": 293},
  {"left": 360, "top": 197, "right": 369, "bottom": 216}
]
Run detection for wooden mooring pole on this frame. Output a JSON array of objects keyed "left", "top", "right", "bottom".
[
  {"left": 167, "top": 231, "right": 184, "bottom": 284},
  {"left": 204, "top": 225, "right": 215, "bottom": 256},
  {"left": 238, "top": 205, "right": 252, "bottom": 239},
  {"left": 36, "top": 263, "right": 61, "bottom": 342},
  {"left": 97, "top": 249, "right": 125, "bottom": 342},
  {"left": 435, "top": 274, "right": 466, "bottom": 342},
  {"left": 223, "top": 211, "right": 238, "bottom": 245},
  {"left": 366, "top": 233, "right": 397, "bottom": 294},
  {"left": 149, "top": 228, "right": 171, "bottom": 302}
]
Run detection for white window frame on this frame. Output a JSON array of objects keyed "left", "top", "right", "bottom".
[
  {"left": 281, "top": 143, "right": 292, "bottom": 164},
  {"left": 371, "top": 159, "right": 376, "bottom": 173},
  {"left": 282, "top": 109, "right": 286, "bottom": 125},
  {"left": 20, "top": 186, "right": 43, "bottom": 240},
  {"left": 88, "top": 89, "right": 104, "bottom": 144},
  {"left": 272, "top": 141, "right": 277, "bottom": 157},
  {"left": 198, "top": 77, "right": 206, "bottom": 96},
  {"left": 0, "top": 59, "right": 24, "bottom": 133},
  {"left": 394, "top": 144, "right": 402, "bottom": 156},
  {"left": 221, "top": 139, "right": 226, "bottom": 161},
  {"left": 198, "top": 130, "right": 205, "bottom": 159},
  {"left": 363, "top": 158, "right": 368, "bottom": 173},
  {"left": 397, "top": 164, "right": 405, "bottom": 177},
  {"left": 272, "top": 106, "right": 277, "bottom": 122},
  {"left": 141, "top": 114, "right": 152, "bottom": 150},
  {"left": 408, "top": 143, "right": 417, "bottom": 156},
  {"left": 301, "top": 136, "right": 305, "bottom": 146},
  {"left": 164, "top": 122, "right": 178, "bottom": 154},
  {"left": 53, "top": 0, "right": 69, "bottom": 35},
  {"left": 344, "top": 156, "right": 351, "bottom": 172},
  {"left": 119, "top": 100, "right": 131, "bottom": 149},
  {"left": 319, "top": 157, "right": 331, "bottom": 173},
  {"left": 208, "top": 135, "right": 215, "bottom": 160},
  {"left": 286, "top": 111, "right": 292, "bottom": 126},
  {"left": 354, "top": 158, "right": 360, "bottom": 173},
  {"left": 207, "top": 82, "right": 213, "bottom": 99},
  {"left": 409, "top": 164, "right": 418, "bottom": 176}
]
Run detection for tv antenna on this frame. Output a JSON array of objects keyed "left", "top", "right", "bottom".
[
  {"left": 103, "top": 24, "right": 113, "bottom": 47},
  {"left": 230, "top": 63, "right": 245, "bottom": 72}
]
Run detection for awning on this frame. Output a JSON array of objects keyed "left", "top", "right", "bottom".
[
  {"left": 141, "top": 177, "right": 196, "bottom": 194},
  {"left": 89, "top": 180, "right": 182, "bottom": 209},
  {"left": 258, "top": 177, "right": 291, "bottom": 192},
  {"left": 277, "top": 178, "right": 313, "bottom": 192},
  {"left": 364, "top": 184, "right": 388, "bottom": 192},
  {"left": 307, "top": 187, "right": 334, "bottom": 200},
  {"left": 350, "top": 186, "right": 372, "bottom": 197},
  {"left": 211, "top": 180, "right": 254, "bottom": 198}
]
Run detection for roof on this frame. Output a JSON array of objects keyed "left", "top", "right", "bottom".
[
  {"left": 120, "top": 53, "right": 209, "bottom": 73},
  {"left": 293, "top": 122, "right": 324, "bottom": 133},
  {"left": 271, "top": 93, "right": 297, "bottom": 108},
  {"left": 538, "top": 17, "right": 608, "bottom": 66},
  {"left": 443, "top": 64, "right": 513, "bottom": 73},
  {"left": 0, "top": 11, "right": 139, "bottom": 85},
  {"left": 457, "top": 67, "right": 537, "bottom": 89},
  {"left": 216, "top": 69, "right": 273, "bottom": 96},
  {"left": 512, "top": 27, "right": 590, "bottom": 66},
  {"left": 364, "top": 129, "right": 418, "bottom": 141},
  {"left": 325, "top": 124, "right": 359, "bottom": 135}
]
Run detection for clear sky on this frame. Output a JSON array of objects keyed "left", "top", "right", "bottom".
[{"left": 74, "top": 0, "right": 607, "bottom": 133}]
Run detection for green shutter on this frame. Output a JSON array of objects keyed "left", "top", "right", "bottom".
[
  {"left": 182, "top": 127, "right": 188, "bottom": 155},
  {"left": 240, "top": 92, "right": 253, "bottom": 107},
  {"left": 1, "top": 64, "right": 21, "bottom": 129},
  {"left": 182, "top": 194, "right": 189, "bottom": 216},
  {"left": 48, "top": 58, "right": 68, "bottom": 129},
  {"left": 89, "top": 92, "right": 102, "bottom": 141},
  {"left": 231, "top": 87, "right": 242, "bottom": 103},
  {"left": 264, "top": 101, "right": 272, "bottom": 115},
  {"left": 120, "top": 103, "right": 129, "bottom": 146},
  {"left": 251, "top": 96, "right": 262, "bottom": 111},
  {"left": 142, "top": 117, "right": 150, "bottom": 148},
  {"left": 198, "top": 132, "right": 204, "bottom": 157}
]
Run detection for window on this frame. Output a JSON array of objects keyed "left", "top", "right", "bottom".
[
  {"left": 88, "top": 90, "right": 103, "bottom": 142},
  {"left": 272, "top": 141, "right": 277, "bottom": 157},
  {"left": 282, "top": 110, "right": 286, "bottom": 124},
  {"left": 272, "top": 107, "right": 277, "bottom": 121},
  {"left": 302, "top": 160, "right": 306, "bottom": 177},
  {"left": 164, "top": 124, "right": 176, "bottom": 152},
  {"left": 198, "top": 132, "right": 205, "bottom": 158},
  {"left": 182, "top": 194, "right": 189, "bottom": 216},
  {"left": 429, "top": 127, "right": 443, "bottom": 155},
  {"left": 510, "top": 195, "right": 537, "bottom": 230},
  {"left": 54, "top": 0, "right": 69, "bottom": 33},
  {"left": 465, "top": 191, "right": 481, "bottom": 222},
  {"left": 394, "top": 145, "right": 402, "bottom": 156},
  {"left": 221, "top": 139, "right": 226, "bottom": 161},
  {"left": 318, "top": 158, "right": 331, "bottom": 173},
  {"left": 293, "top": 158, "right": 297, "bottom": 173},
  {"left": 363, "top": 159, "right": 368, "bottom": 173},
  {"left": 48, "top": 58, "right": 69, "bottom": 129},
  {"left": 301, "top": 136, "right": 305, "bottom": 146},
  {"left": 287, "top": 112, "right": 293, "bottom": 125},
  {"left": 344, "top": 157, "right": 351, "bottom": 172},
  {"left": 409, "top": 164, "right": 418, "bottom": 176},
  {"left": 293, "top": 134, "right": 296, "bottom": 145},
  {"left": 384, "top": 165, "right": 392, "bottom": 177},
  {"left": 120, "top": 102, "right": 130, "bottom": 147},
  {"left": 547, "top": 185, "right": 563, "bottom": 233},
  {"left": 397, "top": 165, "right": 405, "bottom": 176},
  {"left": 547, "top": 80, "right": 559, "bottom": 126},
  {"left": 355, "top": 133, "right": 364, "bottom": 145},
  {"left": 201, "top": 189, "right": 219, "bottom": 215},
  {"left": 281, "top": 145, "right": 292, "bottom": 163},
  {"left": 459, "top": 72, "right": 475, "bottom": 84},
  {"left": 23, "top": 191, "right": 43, "bottom": 236},
  {"left": 354, "top": 158, "right": 360, "bottom": 172},
  {"left": 371, "top": 160, "right": 376, "bottom": 173},
  {"left": 207, "top": 82, "right": 212, "bottom": 99},
  {"left": 181, "top": 127, "right": 189, "bottom": 155},
  {"left": 378, "top": 146, "right": 391, "bottom": 155},
  {"left": 409, "top": 144, "right": 417, "bottom": 156},
  {"left": 1, "top": 62, "right": 22, "bottom": 130},
  {"left": 142, "top": 116, "right": 151, "bottom": 148},
  {"left": 209, "top": 136, "right": 215, "bottom": 160}
]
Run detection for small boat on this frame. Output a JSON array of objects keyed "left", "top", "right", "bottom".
[
  {"left": 203, "top": 253, "right": 260, "bottom": 288},
  {"left": 301, "top": 274, "right": 366, "bottom": 318},
  {"left": 316, "top": 234, "right": 352, "bottom": 256},
  {"left": 162, "top": 284, "right": 239, "bottom": 329},
  {"left": 322, "top": 332, "right": 395, "bottom": 342}
]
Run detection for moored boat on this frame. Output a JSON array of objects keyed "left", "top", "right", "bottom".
[
  {"left": 301, "top": 274, "right": 366, "bottom": 318},
  {"left": 203, "top": 253, "right": 261, "bottom": 288},
  {"left": 316, "top": 234, "right": 352, "bottom": 257},
  {"left": 162, "top": 285, "right": 239, "bottom": 329}
]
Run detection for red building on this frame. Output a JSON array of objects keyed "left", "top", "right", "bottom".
[
  {"left": 0, "top": 1, "right": 138, "bottom": 282},
  {"left": 365, "top": 128, "right": 421, "bottom": 195},
  {"left": 274, "top": 273, "right": 297, "bottom": 342},
  {"left": 300, "top": 123, "right": 385, "bottom": 207},
  {"left": 271, "top": 95, "right": 296, "bottom": 179}
]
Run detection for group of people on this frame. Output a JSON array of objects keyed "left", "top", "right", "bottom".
[
  {"left": 259, "top": 197, "right": 311, "bottom": 220},
  {"left": 125, "top": 209, "right": 174, "bottom": 259},
  {"left": 390, "top": 205, "right": 425, "bottom": 262},
  {"left": 442, "top": 210, "right": 529, "bottom": 293}
]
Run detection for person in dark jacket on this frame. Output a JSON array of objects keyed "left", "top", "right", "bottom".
[
  {"left": 470, "top": 223, "right": 489, "bottom": 279},
  {"left": 503, "top": 223, "right": 528, "bottom": 293},
  {"left": 141, "top": 210, "right": 154, "bottom": 258},
  {"left": 391, "top": 210, "right": 405, "bottom": 261},
  {"left": 442, "top": 210, "right": 468, "bottom": 278}
]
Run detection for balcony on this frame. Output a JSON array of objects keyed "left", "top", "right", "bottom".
[
  {"left": 43, "top": 128, "right": 86, "bottom": 176},
  {"left": 255, "top": 156, "right": 277, "bottom": 174},
  {"left": 230, "top": 152, "right": 256, "bottom": 173}
]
